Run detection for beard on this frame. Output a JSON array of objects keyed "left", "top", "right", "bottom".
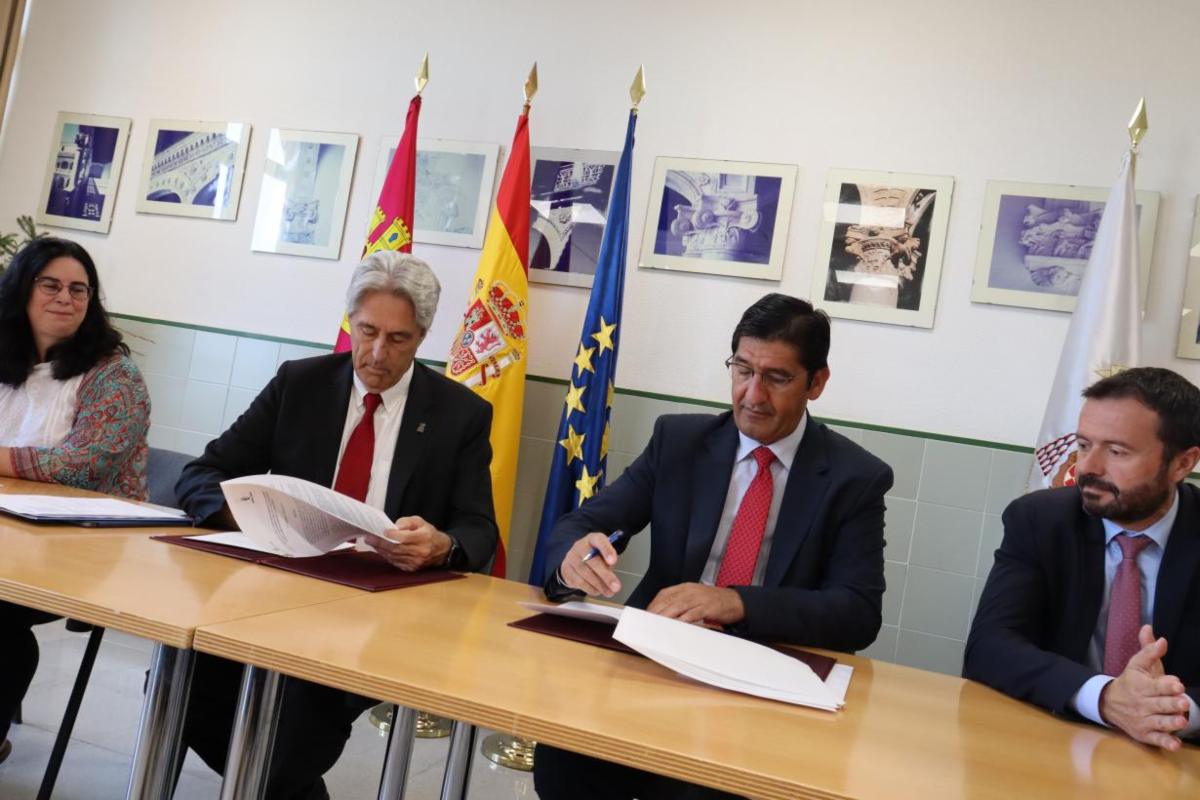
[{"left": 1077, "top": 469, "right": 1174, "bottom": 524}]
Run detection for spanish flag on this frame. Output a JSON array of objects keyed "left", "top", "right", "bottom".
[
  {"left": 334, "top": 94, "right": 422, "bottom": 352},
  {"left": 445, "top": 106, "right": 531, "bottom": 577}
]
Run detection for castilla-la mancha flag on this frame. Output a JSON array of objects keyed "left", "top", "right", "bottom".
[
  {"left": 445, "top": 108, "right": 531, "bottom": 577},
  {"left": 1029, "top": 149, "right": 1142, "bottom": 491},
  {"left": 334, "top": 95, "right": 422, "bottom": 352}
]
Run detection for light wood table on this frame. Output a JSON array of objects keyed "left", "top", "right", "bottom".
[
  {"left": 193, "top": 573, "right": 1200, "bottom": 799},
  {"left": 0, "top": 479, "right": 363, "bottom": 800}
]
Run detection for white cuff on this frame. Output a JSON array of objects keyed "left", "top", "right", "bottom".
[{"left": 1070, "top": 675, "right": 1114, "bottom": 727}]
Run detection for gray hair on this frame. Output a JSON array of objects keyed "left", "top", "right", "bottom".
[{"left": 345, "top": 251, "right": 441, "bottom": 332}]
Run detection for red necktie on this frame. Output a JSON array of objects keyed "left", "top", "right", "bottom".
[
  {"left": 716, "top": 446, "right": 776, "bottom": 587},
  {"left": 333, "top": 392, "right": 382, "bottom": 503},
  {"left": 1103, "top": 533, "right": 1153, "bottom": 676}
]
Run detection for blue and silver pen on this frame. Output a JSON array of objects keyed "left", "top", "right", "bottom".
[{"left": 581, "top": 530, "right": 625, "bottom": 563}]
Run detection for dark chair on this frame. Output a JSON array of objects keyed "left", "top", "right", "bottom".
[{"left": 34, "top": 448, "right": 193, "bottom": 799}]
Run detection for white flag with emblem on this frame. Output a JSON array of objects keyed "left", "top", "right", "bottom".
[{"left": 1029, "top": 150, "right": 1142, "bottom": 491}]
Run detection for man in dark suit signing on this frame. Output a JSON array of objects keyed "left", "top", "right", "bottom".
[
  {"left": 175, "top": 251, "right": 497, "bottom": 799},
  {"left": 535, "top": 293, "right": 894, "bottom": 800},
  {"left": 965, "top": 367, "right": 1200, "bottom": 751}
]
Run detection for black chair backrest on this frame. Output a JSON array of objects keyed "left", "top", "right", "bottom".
[{"left": 146, "top": 447, "right": 194, "bottom": 509}]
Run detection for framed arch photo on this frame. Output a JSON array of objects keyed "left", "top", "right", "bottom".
[
  {"left": 136, "top": 119, "right": 252, "bottom": 220},
  {"left": 638, "top": 157, "right": 797, "bottom": 281}
]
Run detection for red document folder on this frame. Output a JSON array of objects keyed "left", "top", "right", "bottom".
[
  {"left": 509, "top": 612, "right": 837, "bottom": 681},
  {"left": 153, "top": 534, "right": 464, "bottom": 592}
]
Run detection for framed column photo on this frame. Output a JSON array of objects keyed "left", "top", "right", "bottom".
[
  {"left": 136, "top": 119, "right": 251, "bottom": 220},
  {"left": 250, "top": 129, "right": 359, "bottom": 260},
  {"left": 1177, "top": 197, "right": 1200, "bottom": 359},
  {"left": 36, "top": 111, "right": 132, "bottom": 234},
  {"left": 971, "top": 180, "right": 1159, "bottom": 313},
  {"left": 811, "top": 168, "right": 954, "bottom": 328},
  {"left": 638, "top": 157, "right": 797, "bottom": 281}
]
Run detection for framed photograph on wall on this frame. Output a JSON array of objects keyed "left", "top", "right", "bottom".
[
  {"left": 36, "top": 111, "right": 132, "bottom": 234},
  {"left": 135, "top": 119, "right": 251, "bottom": 220},
  {"left": 811, "top": 168, "right": 954, "bottom": 328},
  {"left": 638, "top": 157, "right": 797, "bottom": 281},
  {"left": 250, "top": 129, "right": 359, "bottom": 260},
  {"left": 528, "top": 146, "right": 620, "bottom": 288},
  {"left": 1177, "top": 197, "right": 1200, "bottom": 359},
  {"left": 371, "top": 138, "right": 499, "bottom": 249},
  {"left": 971, "top": 180, "right": 1160, "bottom": 312}
]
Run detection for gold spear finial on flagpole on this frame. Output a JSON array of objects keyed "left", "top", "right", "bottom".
[
  {"left": 524, "top": 62, "right": 538, "bottom": 109},
  {"left": 415, "top": 52, "right": 429, "bottom": 95},
  {"left": 1128, "top": 97, "right": 1148, "bottom": 152},
  {"left": 630, "top": 65, "right": 646, "bottom": 113}
]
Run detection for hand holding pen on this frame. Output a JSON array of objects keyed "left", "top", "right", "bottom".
[
  {"left": 582, "top": 530, "right": 625, "bottom": 562},
  {"left": 562, "top": 530, "right": 627, "bottom": 598}
]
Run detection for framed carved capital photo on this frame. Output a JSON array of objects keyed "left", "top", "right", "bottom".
[
  {"left": 371, "top": 137, "right": 499, "bottom": 249},
  {"left": 811, "top": 168, "right": 954, "bottom": 328},
  {"left": 638, "top": 157, "right": 797, "bottom": 281},
  {"left": 971, "top": 179, "right": 1159, "bottom": 313}
]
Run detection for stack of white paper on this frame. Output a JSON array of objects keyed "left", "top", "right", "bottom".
[
  {"left": 220, "top": 475, "right": 394, "bottom": 557},
  {"left": 522, "top": 601, "right": 850, "bottom": 711},
  {"left": 0, "top": 495, "right": 189, "bottom": 521}
]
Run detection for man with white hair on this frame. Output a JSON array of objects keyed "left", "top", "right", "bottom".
[{"left": 175, "top": 251, "right": 497, "bottom": 799}]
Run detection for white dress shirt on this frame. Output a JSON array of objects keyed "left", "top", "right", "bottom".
[
  {"left": 0, "top": 363, "right": 83, "bottom": 447},
  {"left": 699, "top": 412, "right": 808, "bottom": 586},
  {"left": 1070, "top": 489, "right": 1200, "bottom": 735},
  {"left": 331, "top": 364, "right": 413, "bottom": 512}
]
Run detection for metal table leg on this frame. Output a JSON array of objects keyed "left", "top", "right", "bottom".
[
  {"left": 376, "top": 705, "right": 417, "bottom": 800},
  {"left": 126, "top": 643, "right": 194, "bottom": 800},
  {"left": 219, "top": 665, "right": 284, "bottom": 800},
  {"left": 439, "top": 721, "right": 478, "bottom": 800}
]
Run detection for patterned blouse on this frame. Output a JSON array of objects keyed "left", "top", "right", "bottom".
[{"left": 8, "top": 353, "right": 150, "bottom": 501}]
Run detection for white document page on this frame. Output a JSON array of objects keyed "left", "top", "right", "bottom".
[
  {"left": 220, "top": 475, "right": 394, "bottom": 557},
  {"left": 519, "top": 600, "right": 624, "bottom": 625},
  {"left": 0, "top": 495, "right": 188, "bottom": 520},
  {"left": 612, "top": 607, "right": 842, "bottom": 711},
  {"left": 187, "top": 531, "right": 354, "bottom": 556}
]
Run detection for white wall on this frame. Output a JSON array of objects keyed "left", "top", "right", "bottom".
[{"left": 2, "top": 0, "right": 1198, "bottom": 447}]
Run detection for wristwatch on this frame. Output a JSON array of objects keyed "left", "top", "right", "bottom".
[{"left": 443, "top": 536, "right": 462, "bottom": 570}]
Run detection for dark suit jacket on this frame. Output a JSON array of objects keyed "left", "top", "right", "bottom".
[
  {"left": 175, "top": 354, "right": 498, "bottom": 572},
  {"left": 543, "top": 412, "right": 894, "bottom": 652},
  {"left": 964, "top": 484, "right": 1200, "bottom": 722}
]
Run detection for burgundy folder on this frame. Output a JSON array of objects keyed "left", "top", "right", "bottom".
[
  {"left": 509, "top": 612, "right": 836, "bottom": 681},
  {"left": 153, "top": 534, "right": 464, "bottom": 592}
]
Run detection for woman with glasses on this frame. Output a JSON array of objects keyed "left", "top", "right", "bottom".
[{"left": 0, "top": 237, "right": 150, "bottom": 764}]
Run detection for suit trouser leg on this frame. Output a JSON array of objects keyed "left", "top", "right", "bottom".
[
  {"left": 182, "top": 653, "right": 369, "bottom": 800},
  {"left": 0, "top": 600, "right": 61, "bottom": 742},
  {"left": 533, "top": 743, "right": 747, "bottom": 800}
]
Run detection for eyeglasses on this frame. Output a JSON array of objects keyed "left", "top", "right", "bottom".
[
  {"left": 724, "top": 356, "right": 798, "bottom": 391},
  {"left": 33, "top": 276, "right": 93, "bottom": 301}
]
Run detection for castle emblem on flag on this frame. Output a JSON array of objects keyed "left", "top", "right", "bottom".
[
  {"left": 364, "top": 206, "right": 412, "bottom": 255},
  {"left": 1034, "top": 432, "right": 1078, "bottom": 487},
  {"left": 448, "top": 279, "right": 527, "bottom": 386}
]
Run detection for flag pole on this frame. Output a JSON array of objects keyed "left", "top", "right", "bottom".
[
  {"left": 415, "top": 51, "right": 429, "bottom": 95},
  {"left": 484, "top": 64, "right": 646, "bottom": 774},
  {"left": 1127, "top": 96, "right": 1147, "bottom": 179}
]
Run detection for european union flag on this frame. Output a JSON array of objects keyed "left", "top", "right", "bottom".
[{"left": 528, "top": 110, "right": 637, "bottom": 584}]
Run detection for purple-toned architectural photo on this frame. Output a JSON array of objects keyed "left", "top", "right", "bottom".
[{"left": 653, "top": 170, "right": 781, "bottom": 265}]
